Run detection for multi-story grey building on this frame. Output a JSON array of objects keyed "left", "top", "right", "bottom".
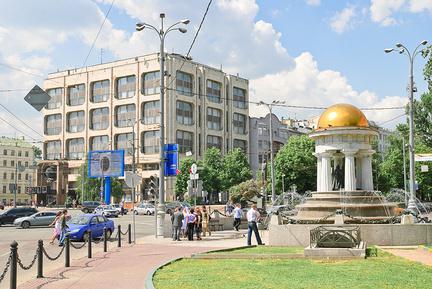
[
  {"left": 249, "top": 114, "right": 303, "bottom": 176},
  {"left": 41, "top": 53, "right": 249, "bottom": 204}
]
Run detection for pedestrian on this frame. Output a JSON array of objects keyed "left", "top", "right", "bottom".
[
  {"left": 201, "top": 205, "right": 211, "bottom": 237},
  {"left": 246, "top": 204, "right": 264, "bottom": 246},
  {"left": 181, "top": 207, "right": 188, "bottom": 238},
  {"left": 49, "top": 211, "right": 62, "bottom": 244},
  {"left": 40, "top": 200, "right": 44, "bottom": 207},
  {"left": 232, "top": 203, "right": 242, "bottom": 231},
  {"left": 195, "top": 207, "right": 202, "bottom": 240},
  {"left": 226, "top": 202, "right": 234, "bottom": 214},
  {"left": 58, "top": 209, "right": 69, "bottom": 246},
  {"left": 120, "top": 200, "right": 124, "bottom": 216},
  {"left": 72, "top": 199, "right": 77, "bottom": 208},
  {"left": 186, "top": 208, "right": 196, "bottom": 241},
  {"left": 171, "top": 207, "right": 184, "bottom": 241}
]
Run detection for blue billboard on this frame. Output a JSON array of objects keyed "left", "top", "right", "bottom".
[
  {"left": 88, "top": 150, "right": 125, "bottom": 178},
  {"left": 164, "top": 144, "right": 178, "bottom": 177}
]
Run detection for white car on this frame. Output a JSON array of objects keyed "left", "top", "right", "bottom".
[
  {"left": 134, "top": 204, "right": 155, "bottom": 215},
  {"left": 94, "top": 205, "right": 119, "bottom": 218},
  {"left": 111, "top": 204, "right": 127, "bottom": 215}
]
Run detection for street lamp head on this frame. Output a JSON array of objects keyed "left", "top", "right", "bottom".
[
  {"left": 384, "top": 48, "right": 394, "bottom": 53},
  {"left": 160, "top": 13, "right": 165, "bottom": 19},
  {"left": 181, "top": 19, "right": 190, "bottom": 25},
  {"left": 178, "top": 27, "right": 187, "bottom": 33},
  {"left": 136, "top": 23, "right": 145, "bottom": 31},
  {"left": 396, "top": 43, "right": 403, "bottom": 48},
  {"left": 421, "top": 40, "right": 428, "bottom": 46},
  {"left": 399, "top": 48, "right": 405, "bottom": 54}
]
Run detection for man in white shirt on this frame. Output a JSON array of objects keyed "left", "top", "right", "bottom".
[
  {"left": 246, "top": 204, "right": 264, "bottom": 246},
  {"left": 232, "top": 203, "right": 242, "bottom": 231}
]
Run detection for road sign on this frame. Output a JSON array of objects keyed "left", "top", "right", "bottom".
[
  {"left": 421, "top": 165, "right": 429, "bottom": 172},
  {"left": 189, "top": 173, "right": 199, "bottom": 180},
  {"left": 24, "top": 85, "right": 51, "bottom": 111},
  {"left": 164, "top": 144, "right": 179, "bottom": 176},
  {"left": 88, "top": 150, "right": 125, "bottom": 178},
  {"left": 125, "top": 171, "right": 142, "bottom": 188},
  {"left": 191, "top": 163, "right": 197, "bottom": 174}
]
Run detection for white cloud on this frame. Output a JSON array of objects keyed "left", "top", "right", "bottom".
[
  {"left": 408, "top": 0, "right": 432, "bottom": 13},
  {"left": 330, "top": 6, "right": 357, "bottom": 34},
  {"left": 370, "top": 0, "right": 432, "bottom": 26},
  {"left": 306, "top": 0, "right": 321, "bottom": 7},
  {"left": 249, "top": 52, "right": 407, "bottom": 128}
]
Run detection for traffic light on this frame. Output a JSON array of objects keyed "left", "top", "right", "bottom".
[{"left": 149, "top": 175, "right": 159, "bottom": 197}]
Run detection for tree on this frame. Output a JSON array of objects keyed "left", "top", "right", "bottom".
[
  {"left": 221, "top": 148, "right": 252, "bottom": 191},
  {"left": 174, "top": 157, "right": 195, "bottom": 198},
  {"left": 201, "top": 148, "right": 224, "bottom": 196},
  {"left": 32, "top": 146, "right": 42, "bottom": 160},
  {"left": 229, "top": 179, "right": 261, "bottom": 205},
  {"left": 76, "top": 162, "right": 123, "bottom": 202},
  {"left": 273, "top": 135, "right": 316, "bottom": 194}
]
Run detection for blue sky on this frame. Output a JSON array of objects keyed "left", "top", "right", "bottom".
[{"left": 0, "top": 0, "right": 432, "bottom": 140}]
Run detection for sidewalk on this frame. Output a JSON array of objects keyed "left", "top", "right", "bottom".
[
  {"left": 381, "top": 247, "right": 432, "bottom": 266},
  {"left": 17, "top": 230, "right": 255, "bottom": 289}
]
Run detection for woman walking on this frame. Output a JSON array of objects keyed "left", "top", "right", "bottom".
[{"left": 49, "top": 211, "right": 62, "bottom": 244}]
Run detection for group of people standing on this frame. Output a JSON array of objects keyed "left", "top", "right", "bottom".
[
  {"left": 171, "top": 205, "right": 211, "bottom": 241},
  {"left": 49, "top": 209, "right": 70, "bottom": 246}
]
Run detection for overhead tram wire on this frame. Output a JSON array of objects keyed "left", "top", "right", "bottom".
[
  {"left": 0, "top": 115, "right": 39, "bottom": 141},
  {"left": 0, "top": 103, "right": 44, "bottom": 138},
  {"left": 378, "top": 113, "right": 407, "bottom": 126},
  {"left": 164, "top": 0, "right": 213, "bottom": 91}
]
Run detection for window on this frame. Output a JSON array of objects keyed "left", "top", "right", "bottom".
[
  {"left": 18, "top": 151, "right": 22, "bottom": 157},
  {"left": 207, "top": 135, "right": 222, "bottom": 150},
  {"left": 258, "top": 140, "right": 270, "bottom": 150},
  {"left": 25, "top": 174, "right": 28, "bottom": 181},
  {"left": 25, "top": 151, "right": 29, "bottom": 157},
  {"left": 2, "top": 186, "right": 5, "bottom": 194},
  {"left": 91, "top": 80, "right": 110, "bottom": 102},
  {"left": 176, "top": 130, "right": 193, "bottom": 154},
  {"left": 116, "top": 75, "right": 136, "bottom": 99},
  {"left": 25, "top": 162, "right": 28, "bottom": 167},
  {"left": 114, "top": 133, "right": 133, "bottom": 156},
  {"left": 18, "top": 186, "right": 21, "bottom": 194},
  {"left": 45, "top": 140, "right": 61, "bottom": 160},
  {"left": 142, "top": 101, "right": 160, "bottom": 125},
  {"left": 11, "top": 160, "right": 14, "bottom": 167},
  {"left": 2, "top": 160, "right": 6, "bottom": 167},
  {"left": 233, "top": 113, "right": 247, "bottom": 134},
  {"left": 143, "top": 163, "right": 159, "bottom": 171},
  {"left": 45, "top": 114, "right": 62, "bottom": 135},
  {"left": 258, "top": 127, "right": 269, "bottom": 136},
  {"left": 142, "top": 130, "right": 160, "bottom": 154},
  {"left": 11, "top": 150, "right": 15, "bottom": 156},
  {"left": 67, "top": 111, "right": 85, "bottom": 132},
  {"left": 176, "top": 101, "right": 193, "bottom": 125},
  {"left": 176, "top": 71, "right": 192, "bottom": 96},
  {"left": 67, "top": 84, "right": 85, "bottom": 106},
  {"left": 46, "top": 88, "right": 63, "bottom": 109},
  {"left": 3, "top": 173, "right": 6, "bottom": 179},
  {"left": 18, "top": 161, "right": 21, "bottom": 167},
  {"left": 3, "top": 149, "right": 6, "bottom": 155},
  {"left": 66, "top": 138, "right": 85, "bottom": 159},
  {"left": 233, "top": 87, "right": 247, "bottom": 109},
  {"left": 90, "top": 107, "right": 109, "bottom": 130},
  {"left": 11, "top": 173, "right": 14, "bottom": 180},
  {"left": 18, "top": 174, "right": 21, "bottom": 181},
  {"left": 142, "top": 71, "right": 160, "bottom": 95},
  {"left": 115, "top": 104, "right": 135, "bottom": 127},
  {"left": 91, "top": 135, "right": 109, "bottom": 151},
  {"left": 207, "top": 107, "right": 222, "bottom": 130},
  {"left": 206, "top": 80, "right": 221, "bottom": 103}
]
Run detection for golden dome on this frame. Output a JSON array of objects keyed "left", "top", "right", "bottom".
[{"left": 317, "top": 103, "right": 369, "bottom": 129}]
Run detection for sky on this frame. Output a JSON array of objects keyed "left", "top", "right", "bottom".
[{"left": 0, "top": 0, "right": 432, "bottom": 142}]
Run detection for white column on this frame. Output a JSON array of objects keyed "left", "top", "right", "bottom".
[
  {"left": 344, "top": 149, "right": 357, "bottom": 191},
  {"left": 321, "top": 152, "right": 332, "bottom": 192},
  {"left": 356, "top": 156, "right": 362, "bottom": 190},
  {"left": 315, "top": 153, "right": 322, "bottom": 192},
  {"left": 361, "top": 150, "right": 374, "bottom": 191}
]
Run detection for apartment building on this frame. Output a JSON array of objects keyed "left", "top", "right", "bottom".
[
  {"left": 0, "top": 136, "right": 36, "bottom": 205},
  {"left": 41, "top": 53, "right": 249, "bottom": 203}
]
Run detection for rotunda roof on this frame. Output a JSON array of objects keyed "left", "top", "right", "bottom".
[{"left": 317, "top": 103, "right": 369, "bottom": 130}]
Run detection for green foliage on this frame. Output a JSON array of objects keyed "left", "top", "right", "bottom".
[
  {"left": 221, "top": 148, "right": 252, "bottom": 191},
  {"left": 174, "top": 157, "right": 195, "bottom": 197},
  {"left": 200, "top": 148, "right": 224, "bottom": 194},
  {"left": 229, "top": 179, "right": 261, "bottom": 204},
  {"left": 76, "top": 162, "right": 123, "bottom": 202},
  {"left": 273, "top": 135, "right": 316, "bottom": 193},
  {"left": 32, "top": 146, "right": 42, "bottom": 159},
  {"left": 413, "top": 92, "right": 432, "bottom": 147}
]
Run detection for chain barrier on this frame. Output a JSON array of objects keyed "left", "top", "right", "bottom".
[
  {"left": 210, "top": 209, "right": 230, "bottom": 218},
  {"left": 92, "top": 233, "right": 105, "bottom": 244},
  {"left": 42, "top": 246, "right": 65, "bottom": 261},
  {"left": 0, "top": 253, "right": 11, "bottom": 284},
  {"left": 113, "top": 231, "right": 120, "bottom": 240},
  {"left": 120, "top": 228, "right": 129, "bottom": 236},
  {"left": 17, "top": 249, "right": 38, "bottom": 270},
  {"left": 70, "top": 242, "right": 86, "bottom": 250}
]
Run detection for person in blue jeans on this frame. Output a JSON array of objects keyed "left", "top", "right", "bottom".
[
  {"left": 58, "top": 209, "right": 69, "bottom": 246},
  {"left": 246, "top": 204, "right": 264, "bottom": 246}
]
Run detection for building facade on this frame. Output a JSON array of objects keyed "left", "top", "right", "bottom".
[
  {"left": 41, "top": 53, "right": 249, "bottom": 203},
  {"left": 0, "top": 137, "right": 36, "bottom": 206},
  {"left": 249, "top": 114, "right": 303, "bottom": 176}
]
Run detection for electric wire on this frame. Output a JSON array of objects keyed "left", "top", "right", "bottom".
[
  {"left": 0, "top": 115, "right": 38, "bottom": 141},
  {"left": 0, "top": 103, "right": 44, "bottom": 137},
  {"left": 378, "top": 113, "right": 407, "bottom": 126}
]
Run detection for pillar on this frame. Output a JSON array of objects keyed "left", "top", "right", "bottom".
[
  {"left": 321, "top": 152, "right": 332, "bottom": 192},
  {"left": 315, "top": 153, "right": 322, "bottom": 192},
  {"left": 356, "top": 156, "right": 362, "bottom": 189},
  {"left": 104, "top": 177, "right": 111, "bottom": 205},
  {"left": 344, "top": 149, "right": 357, "bottom": 191},
  {"left": 361, "top": 150, "right": 374, "bottom": 191}
]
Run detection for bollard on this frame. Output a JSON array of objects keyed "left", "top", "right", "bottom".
[
  {"left": 10, "top": 241, "right": 17, "bottom": 289},
  {"left": 103, "top": 227, "right": 107, "bottom": 253},
  {"left": 117, "top": 225, "right": 121, "bottom": 248},
  {"left": 128, "top": 224, "right": 132, "bottom": 244},
  {"left": 37, "top": 240, "right": 43, "bottom": 278},
  {"left": 87, "top": 230, "right": 92, "bottom": 258},
  {"left": 65, "top": 236, "right": 70, "bottom": 268}
]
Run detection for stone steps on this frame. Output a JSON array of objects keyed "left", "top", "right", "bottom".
[{"left": 297, "top": 202, "right": 398, "bottom": 209}]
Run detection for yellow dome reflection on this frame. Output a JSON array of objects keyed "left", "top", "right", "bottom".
[{"left": 317, "top": 103, "right": 369, "bottom": 129}]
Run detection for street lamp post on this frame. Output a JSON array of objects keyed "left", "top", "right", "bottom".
[
  {"left": 385, "top": 40, "right": 428, "bottom": 213},
  {"left": 136, "top": 14, "right": 189, "bottom": 237},
  {"left": 258, "top": 100, "right": 285, "bottom": 204}
]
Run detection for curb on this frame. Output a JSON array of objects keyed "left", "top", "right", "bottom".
[{"left": 145, "top": 245, "right": 255, "bottom": 289}]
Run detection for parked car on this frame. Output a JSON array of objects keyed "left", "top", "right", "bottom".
[
  {"left": 81, "top": 201, "right": 101, "bottom": 213},
  {"left": 13, "top": 211, "right": 57, "bottom": 229},
  {"left": 67, "top": 214, "right": 115, "bottom": 241},
  {"left": 165, "top": 201, "right": 191, "bottom": 215},
  {"left": 94, "top": 205, "right": 119, "bottom": 218},
  {"left": 134, "top": 203, "right": 155, "bottom": 215},
  {"left": 0, "top": 207, "right": 38, "bottom": 225},
  {"left": 111, "top": 203, "right": 127, "bottom": 215}
]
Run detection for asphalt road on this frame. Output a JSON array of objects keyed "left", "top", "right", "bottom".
[{"left": 0, "top": 208, "right": 156, "bottom": 288}]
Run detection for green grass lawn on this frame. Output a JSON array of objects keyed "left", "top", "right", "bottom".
[
  {"left": 208, "top": 246, "right": 304, "bottom": 254},
  {"left": 154, "top": 250, "right": 432, "bottom": 289}
]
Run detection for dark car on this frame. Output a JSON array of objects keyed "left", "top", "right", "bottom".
[
  {"left": 0, "top": 207, "right": 38, "bottom": 225},
  {"left": 81, "top": 201, "right": 101, "bottom": 213},
  {"left": 67, "top": 214, "right": 115, "bottom": 241}
]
